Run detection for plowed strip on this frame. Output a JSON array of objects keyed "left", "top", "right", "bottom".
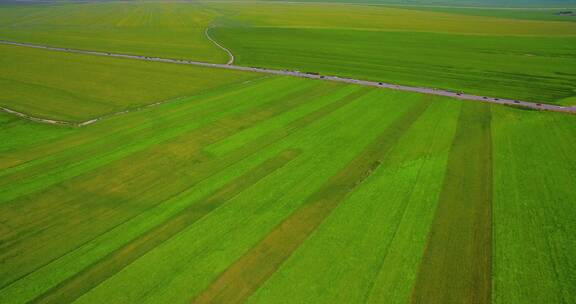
[
  {"left": 191, "top": 98, "right": 431, "bottom": 304},
  {"left": 31, "top": 149, "right": 301, "bottom": 304},
  {"left": 410, "top": 103, "right": 492, "bottom": 304}
]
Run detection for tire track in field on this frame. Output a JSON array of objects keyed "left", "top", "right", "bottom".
[
  {"left": 190, "top": 97, "right": 431, "bottom": 304},
  {"left": 9, "top": 88, "right": 369, "bottom": 302},
  {"left": 410, "top": 103, "right": 492, "bottom": 304},
  {"left": 31, "top": 149, "right": 301, "bottom": 304},
  {"left": 1, "top": 39, "right": 574, "bottom": 115}
]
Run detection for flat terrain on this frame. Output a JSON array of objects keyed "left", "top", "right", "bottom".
[
  {"left": 2, "top": 2, "right": 576, "bottom": 103},
  {"left": 210, "top": 2, "right": 576, "bottom": 103},
  {"left": 0, "top": 44, "right": 257, "bottom": 121},
  {"left": 1, "top": 76, "right": 575, "bottom": 303},
  {"left": 0, "top": 2, "right": 228, "bottom": 63},
  {"left": 1, "top": 1, "right": 575, "bottom": 304}
]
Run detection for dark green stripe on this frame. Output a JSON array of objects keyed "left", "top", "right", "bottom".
[
  {"left": 191, "top": 98, "right": 430, "bottom": 304},
  {"left": 410, "top": 103, "right": 492, "bottom": 304},
  {"left": 21, "top": 86, "right": 368, "bottom": 302}
]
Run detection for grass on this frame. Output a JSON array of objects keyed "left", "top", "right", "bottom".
[
  {"left": 192, "top": 96, "right": 430, "bottom": 303},
  {"left": 491, "top": 107, "right": 576, "bottom": 304},
  {"left": 214, "top": 26, "right": 576, "bottom": 103},
  {"left": 410, "top": 103, "right": 492, "bottom": 303},
  {"left": 211, "top": 2, "right": 576, "bottom": 35},
  {"left": 1, "top": 2, "right": 576, "bottom": 304},
  {"left": 210, "top": 2, "right": 576, "bottom": 103},
  {"left": 401, "top": 6, "right": 576, "bottom": 22},
  {"left": 0, "top": 2, "right": 228, "bottom": 63},
  {"left": 2, "top": 1, "right": 575, "bottom": 103},
  {"left": 263, "top": 0, "right": 576, "bottom": 7},
  {"left": 1, "top": 73, "right": 575, "bottom": 303},
  {"left": 247, "top": 98, "right": 461, "bottom": 304},
  {"left": 0, "top": 44, "right": 258, "bottom": 121}
]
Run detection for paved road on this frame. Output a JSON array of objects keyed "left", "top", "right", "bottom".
[
  {"left": 1, "top": 39, "right": 575, "bottom": 123},
  {"left": 205, "top": 27, "right": 234, "bottom": 65}
]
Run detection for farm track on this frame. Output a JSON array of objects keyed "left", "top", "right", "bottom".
[
  {"left": 1, "top": 39, "right": 574, "bottom": 125},
  {"left": 191, "top": 98, "right": 431, "bottom": 303}
]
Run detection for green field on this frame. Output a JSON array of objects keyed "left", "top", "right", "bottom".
[
  {"left": 1, "top": 2, "right": 575, "bottom": 103},
  {"left": 1, "top": 76, "right": 575, "bottom": 303},
  {"left": 1, "top": 1, "right": 575, "bottom": 304},
  {"left": 0, "top": 2, "right": 228, "bottom": 62},
  {"left": 210, "top": 2, "right": 576, "bottom": 103},
  {"left": 0, "top": 44, "right": 258, "bottom": 121}
]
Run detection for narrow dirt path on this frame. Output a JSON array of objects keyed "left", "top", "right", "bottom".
[
  {"left": 0, "top": 107, "right": 77, "bottom": 126},
  {"left": 1, "top": 39, "right": 574, "bottom": 128},
  {"left": 0, "top": 96, "right": 190, "bottom": 127},
  {"left": 205, "top": 26, "right": 234, "bottom": 65}
]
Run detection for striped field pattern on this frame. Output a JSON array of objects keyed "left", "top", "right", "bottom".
[{"left": 1, "top": 75, "right": 575, "bottom": 303}]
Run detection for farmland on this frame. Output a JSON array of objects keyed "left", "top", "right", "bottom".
[
  {"left": 209, "top": 2, "right": 576, "bottom": 103},
  {"left": 0, "top": 44, "right": 258, "bottom": 121},
  {"left": 1, "top": 1, "right": 576, "bottom": 304},
  {"left": 0, "top": 2, "right": 227, "bottom": 62},
  {"left": 2, "top": 2, "right": 576, "bottom": 103}
]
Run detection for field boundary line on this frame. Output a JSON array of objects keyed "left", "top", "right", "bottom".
[
  {"left": 1, "top": 40, "right": 575, "bottom": 116},
  {"left": 205, "top": 26, "right": 235, "bottom": 65}
]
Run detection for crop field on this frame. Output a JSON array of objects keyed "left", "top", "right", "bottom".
[
  {"left": 1, "top": 76, "right": 575, "bottom": 303},
  {"left": 209, "top": 2, "right": 576, "bottom": 103},
  {"left": 0, "top": 2, "right": 227, "bottom": 62},
  {"left": 2, "top": 2, "right": 576, "bottom": 103},
  {"left": 1, "top": 1, "right": 575, "bottom": 304},
  {"left": 0, "top": 44, "right": 258, "bottom": 121}
]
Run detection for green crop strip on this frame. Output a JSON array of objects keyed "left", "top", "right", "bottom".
[
  {"left": 410, "top": 103, "right": 492, "bottom": 304},
  {"left": 191, "top": 97, "right": 430, "bottom": 304},
  {"left": 0, "top": 78, "right": 320, "bottom": 204},
  {"left": 0, "top": 83, "right": 368, "bottom": 296},
  {"left": 31, "top": 149, "right": 301, "bottom": 304},
  {"left": 0, "top": 79, "right": 328, "bottom": 287}
]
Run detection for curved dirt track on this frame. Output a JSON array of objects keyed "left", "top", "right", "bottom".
[
  {"left": 205, "top": 27, "right": 235, "bottom": 65},
  {"left": 1, "top": 39, "right": 575, "bottom": 128}
]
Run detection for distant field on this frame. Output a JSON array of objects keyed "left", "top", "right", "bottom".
[
  {"left": 1, "top": 2, "right": 575, "bottom": 103},
  {"left": 211, "top": 2, "right": 576, "bottom": 103},
  {"left": 0, "top": 44, "right": 258, "bottom": 121},
  {"left": 400, "top": 6, "right": 576, "bottom": 21},
  {"left": 266, "top": 0, "right": 576, "bottom": 8},
  {"left": 0, "top": 2, "right": 228, "bottom": 62},
  {"left": 214, "top": 27, "right": 576, "bottom": 103},
  {"left": 0, "top": 76, "right": 575, "bottom": 303}
]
